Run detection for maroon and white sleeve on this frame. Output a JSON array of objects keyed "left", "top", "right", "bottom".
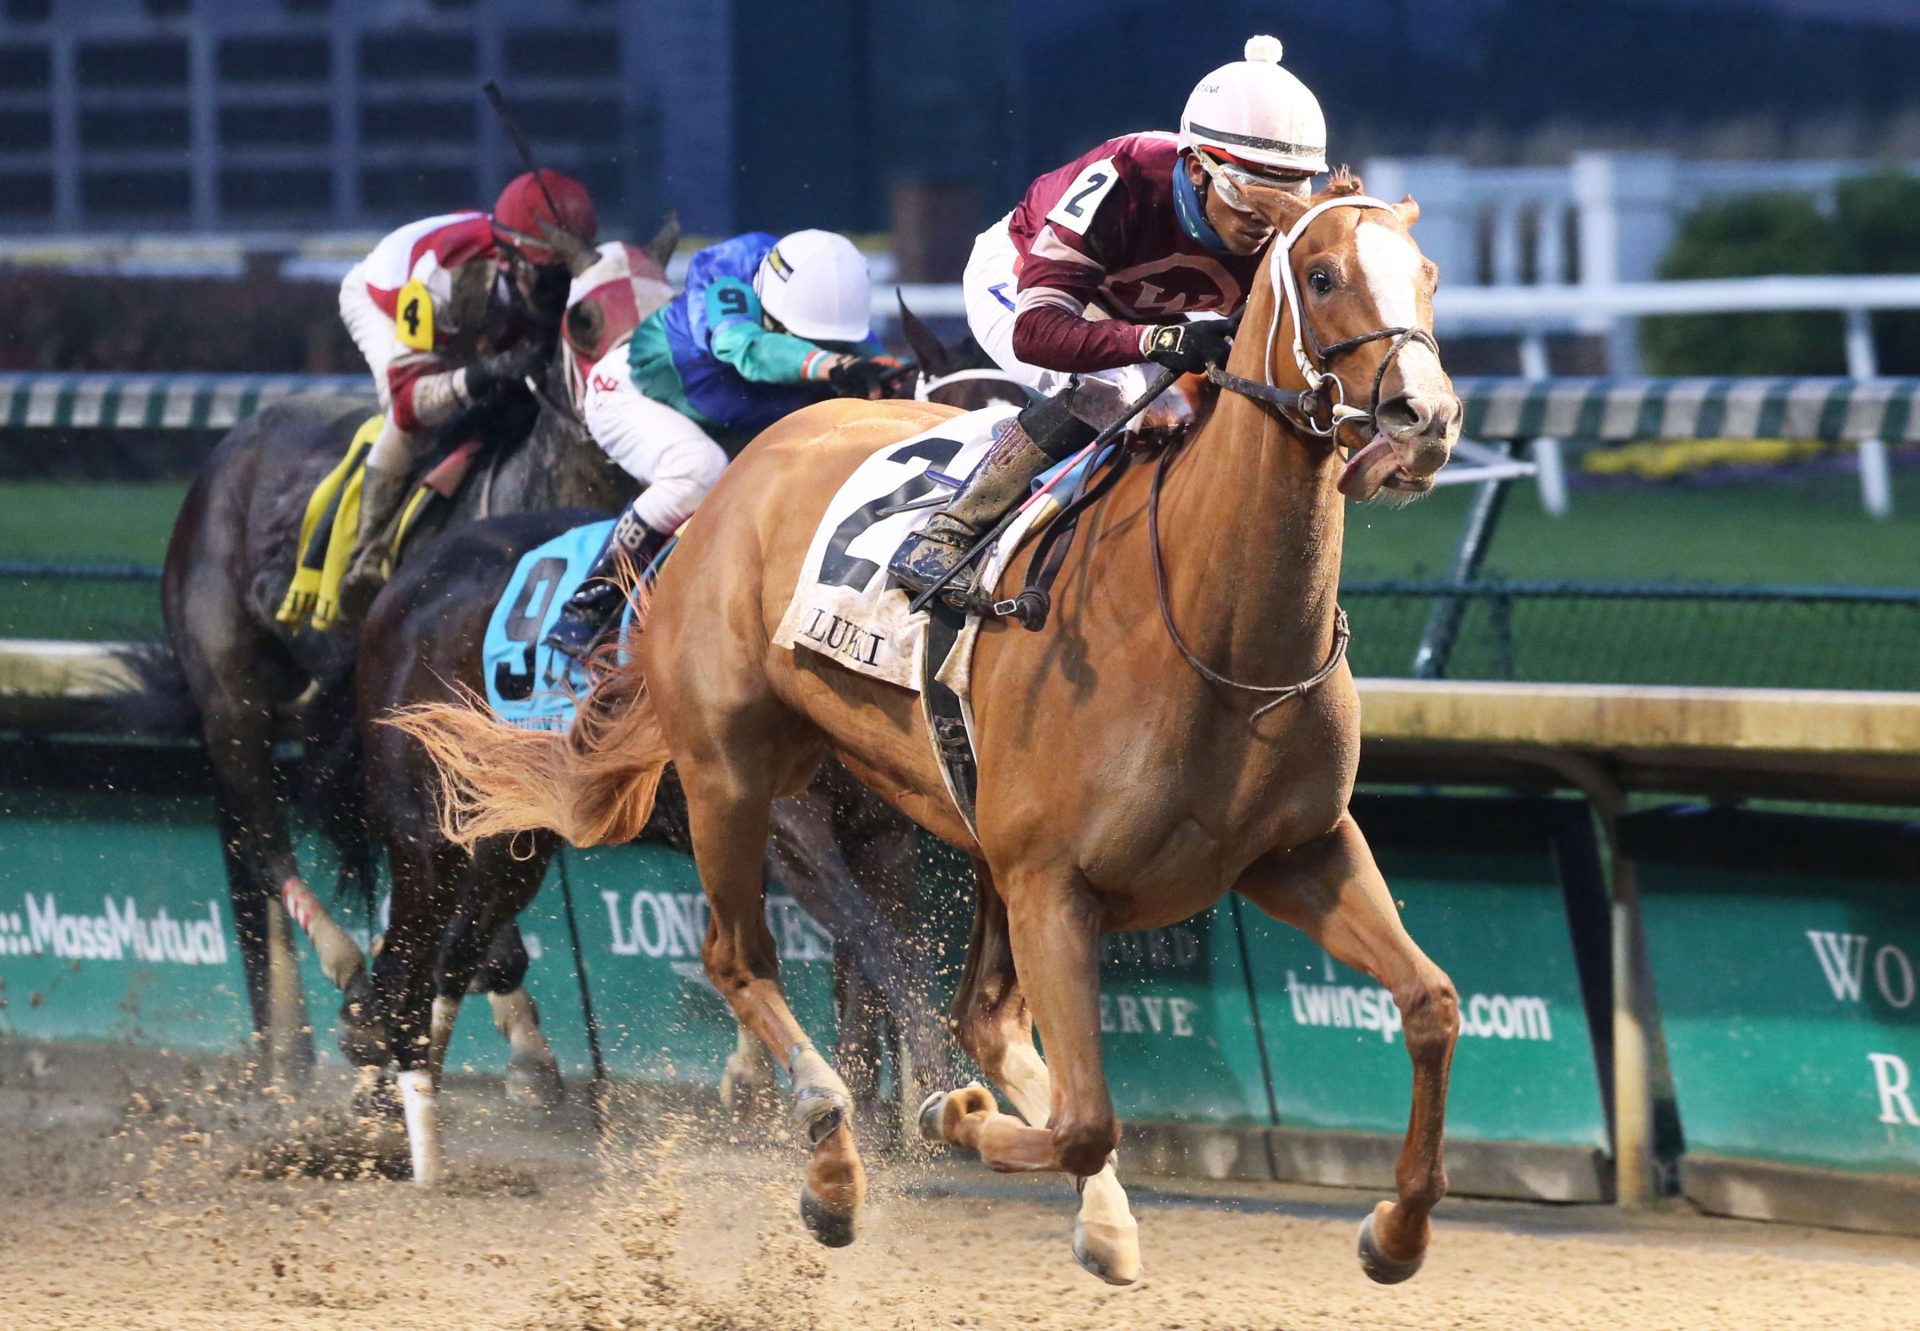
[{"left": 1011, "top": 161, "right": 1154, "bottom": 374}]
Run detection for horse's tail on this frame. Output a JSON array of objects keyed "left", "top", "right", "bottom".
[
  {"left": 386, "top": 657, "right": 671, "bottom": 850},
  {"left": 105, "top": 640, "right": 200, "bottom": 736}
]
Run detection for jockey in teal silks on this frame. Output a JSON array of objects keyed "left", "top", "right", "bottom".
[{"left": 546, "top": 229, "right": 901, "bottom": 659}]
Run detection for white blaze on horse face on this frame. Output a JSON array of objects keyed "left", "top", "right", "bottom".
[
  {"left": 1353, "top": 219, "right": 1423, "bottom": 331},
  {"left": 1354, "top": 219, "right": 1447, "bottom": 392}
]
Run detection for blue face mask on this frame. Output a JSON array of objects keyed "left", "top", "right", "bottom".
[{"left": 1173, "top": 158, "right": 1232, "bottom": 254}]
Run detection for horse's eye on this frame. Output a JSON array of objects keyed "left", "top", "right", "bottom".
[{"left": 1308, "top": 269, "right": 1334, "bottom": 296}]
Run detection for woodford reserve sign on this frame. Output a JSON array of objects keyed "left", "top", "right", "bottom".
[{"left": 1630, "top": 805, "right": 1920, "bottom": 1176}]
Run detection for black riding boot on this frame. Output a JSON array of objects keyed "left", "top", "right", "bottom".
[
  {"left": 543, "top": 510, "right": 668, "bottom": 663},
  {"left": 887, "top": 388, "right": 1097, "bottom": 600}
]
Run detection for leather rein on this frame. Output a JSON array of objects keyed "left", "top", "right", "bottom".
[{"left": 1144, "top": 194, "right": 1434, "bottom": 715}]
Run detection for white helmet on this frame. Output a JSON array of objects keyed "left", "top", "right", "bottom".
[
  {"left": 1179, "top": 35, "right": 1327, "bottom": 177},
  {"left": 753, "top": 229, "right": 873, "bottom": 344}
]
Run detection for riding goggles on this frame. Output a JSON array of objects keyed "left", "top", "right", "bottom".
[{"left": 1194, "top": 150, "right": 1310, "bottom": 220}]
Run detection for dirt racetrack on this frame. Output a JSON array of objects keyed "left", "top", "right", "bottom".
[{"left": 3, "top": 1040, "right": 1916, "bottom": 1331}]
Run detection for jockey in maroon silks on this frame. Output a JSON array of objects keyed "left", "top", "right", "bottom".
[
  {"left": 889, "top": 35, "right": 1329, "bottom": 598},
  {"left": 334, "top": 169, "right": 599, "bottom": 619}
]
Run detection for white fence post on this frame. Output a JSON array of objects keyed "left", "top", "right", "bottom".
[
  {"left": 1519, "top": 330, "right": 1569, "bottom": 515},
  {"left": 1845, "top": 307, "right": 1894, "bottom": 519},
  {"left": 1572, "top": 152, "right": 1678, "bottom": 373}
]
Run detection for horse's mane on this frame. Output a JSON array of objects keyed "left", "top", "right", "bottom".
[{"left": 1325, "top": 167, "right": 1363, "bottom": 197}]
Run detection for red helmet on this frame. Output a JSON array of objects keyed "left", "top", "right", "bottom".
[{"left": 492, "top": 170, "right": 598, "bottom": 267}]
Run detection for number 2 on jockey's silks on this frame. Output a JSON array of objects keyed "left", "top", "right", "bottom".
[
  {"left": 396, "top": 278, "right": 435, "bottom": 351},
  {"left": 1044, "top": 157, "right": 1120, "bottom": 235}
]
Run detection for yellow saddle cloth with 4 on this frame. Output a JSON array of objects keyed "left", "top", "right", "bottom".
[{"left": 275, "top": 415, "right": 444, "bottom": 631}]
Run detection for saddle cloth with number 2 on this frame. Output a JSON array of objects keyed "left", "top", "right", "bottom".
[{"left": 771, "top": 403, "right": 1035, "bottom": 690}]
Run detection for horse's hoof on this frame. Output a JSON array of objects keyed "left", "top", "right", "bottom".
[
  {"left": 916, "top": 1090, "right": 949, "bottom": 1145},
  {"left": 505, "top": 1053, "right": 566, "bottom": 1110},
  {"left": 1356, "top": 1206, "right": 1425, "bottom": 1285},
  {"left": 1072, "top": 1220, "right": 1143, "bottom": 1286},
  {"left": 798, "top": 1185, "right": 857, "bottom": 1249},
  {"left": 352, "top": 1071, "right": 404, "bottom": 1122},
  {"left": 792, "top": 1088, "right": 847, "bottom": 1146}
]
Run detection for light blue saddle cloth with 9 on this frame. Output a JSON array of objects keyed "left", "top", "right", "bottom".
[{"left": 482, "top": 519, "right": 635, "bottom": 731}]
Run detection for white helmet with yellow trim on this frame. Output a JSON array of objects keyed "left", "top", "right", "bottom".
[
  {"left": 753, "top": 229, "right": 873, "bottom": 344},
  {"left": 1179, "top": 35, "right": 1327, "bottom": 178}
]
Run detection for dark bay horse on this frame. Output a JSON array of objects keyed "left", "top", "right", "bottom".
[
  {"left": 397, "top": 177, "right": 1464, "bottom": 1284},
  {"left": 153, "top": 351, "right": 639, "bottom": 1085},
  {"left": 341, "top": 334, "right": 1027, "bottom": 1179},
  {"left": 355, "top": 511, "right": 966, "bottom": 1182}
]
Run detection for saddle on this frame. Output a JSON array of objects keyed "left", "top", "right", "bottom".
[{"left": 274, "top": 419, "right": 488, "bottom": 631}]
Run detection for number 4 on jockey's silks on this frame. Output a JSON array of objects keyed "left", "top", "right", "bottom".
[
  {"left": 397, "top": 277, "right": 435, "bottom": 351},
  {"left": 1044, "top": 157, "right": 1120, "bottom": 235}
]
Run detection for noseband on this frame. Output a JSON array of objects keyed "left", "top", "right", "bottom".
[{"left": 1207, "top": 194, "right": 1438, "bottom": 444}]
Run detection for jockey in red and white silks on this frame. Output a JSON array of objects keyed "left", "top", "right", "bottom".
[
  {"left": 890, "top": 34, "right": 1328, "bottom": 599},
  {"left": 333, "top": 170, "right": 599, "bottom": 619}
]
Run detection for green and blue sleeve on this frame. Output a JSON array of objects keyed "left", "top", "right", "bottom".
[{"left": 704, "top": 277, "right": 870, "bottom": 384}]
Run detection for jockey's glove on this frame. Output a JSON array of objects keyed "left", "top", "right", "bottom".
[
  {"left": 463, "top": 338, "right": 550, "bottom": 400},
  {"left": 825, "top": 355, "right": 906, "bottom": 399},
  {"left": 1142, "top": 317, "right": 1235, "bottom": 375}
]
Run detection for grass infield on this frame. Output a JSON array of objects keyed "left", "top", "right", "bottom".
[{"left": 1, "top": 471, "right": 1915, "bottom": 686}]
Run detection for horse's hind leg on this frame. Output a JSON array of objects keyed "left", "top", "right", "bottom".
[
  {"left": 214, "top": 789, "right": 312, "bottom": 1082},
  {"left": 475, "top": 923, "right": 566, "bottom": 1110},
  {"left": 1233, "top": 815, "right": 1459, "bottom": 1285},
  {"left": 937, "top": 864, "right": 1139, "bottom": 1285},
  {"left": 679, "top": 738, "right": 867, "bottom": 1248}
]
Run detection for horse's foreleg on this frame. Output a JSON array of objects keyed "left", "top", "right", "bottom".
[
  {"left": 938, "top": 865, "right": 1138, "bottom": 1284},
  {"left": 719, "top": 1022, "right": 779, "bottom": 1120},
  {"left": 477, "top": 925, "right": 565, "bottom": 1110},
  {"left": 1233, "top": 815, "right": 1459, "bottom": 1285},
  {"left": 374, "top": 842, "right": 457, "bottom": 1186},
  {"left": 684, "top": 759, "right": 866, "bottom": 1248}
]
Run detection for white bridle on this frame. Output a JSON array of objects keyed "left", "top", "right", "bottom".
[{"left": 1238, "top": 193, "right": 1436, "bottom": 439}]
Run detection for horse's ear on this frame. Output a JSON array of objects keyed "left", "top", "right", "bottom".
[
  {"left": 1394, "top": 195, "right": 1421, "bottom": 227},
  {"left": 643, "top": 211, "right": 681, "bottom": 268},
  {"left": 1258, "top": 190, "right": 1313, "bottom": 236},
  {"left": 895, "top": 290, "right": 949, "bottom": 374}
]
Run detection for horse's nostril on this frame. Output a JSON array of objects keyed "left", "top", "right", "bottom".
[{"left": 1375, "top": 395, "right": 1429, "bottom": 437}]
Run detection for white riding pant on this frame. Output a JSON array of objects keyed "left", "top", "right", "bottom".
[
  {"left": 340, "top": 261, "right": 420, "bottom": 470},
  {"left": 962, "top": 214, "right": 1154, "bottom": 405},
  {"left": 582, "top": 338, "right": 728, "bottom": 534},
  {"left": 339, "top": 262, "right": 399, "bottom": 410}
]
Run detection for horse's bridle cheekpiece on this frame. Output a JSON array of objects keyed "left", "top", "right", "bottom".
[{"left": 1208, "top": 194, "right": 1439, "bottom": 447}]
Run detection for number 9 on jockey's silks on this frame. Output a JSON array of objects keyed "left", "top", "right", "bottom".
[{"left": 397, "top": 277, "right": 435, "bottom": 351}]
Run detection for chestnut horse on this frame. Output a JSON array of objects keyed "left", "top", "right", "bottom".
[{"left": 396, "top": 177, "right": 1463, "bottom": 1285}]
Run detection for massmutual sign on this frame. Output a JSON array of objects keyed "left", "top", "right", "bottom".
[{"left": 0, "top": 892, "right": 228, "bottom": 966}]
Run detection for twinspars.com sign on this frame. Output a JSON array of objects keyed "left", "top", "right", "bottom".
[{"left": 1632, "top": 806, "right": 1920, "bottom": 1174}]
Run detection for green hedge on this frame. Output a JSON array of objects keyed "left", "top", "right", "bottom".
[{"left": 1641, "top": 173, "right": 1920, "bottom": 376}]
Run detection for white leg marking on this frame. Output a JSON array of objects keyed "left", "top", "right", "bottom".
[
  {"left": 396, "top": 1068, "right": 443, "bottom": 1186},
  {"left": 987, "top": 1035, "right": 1139, "bottom": 1283}
]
